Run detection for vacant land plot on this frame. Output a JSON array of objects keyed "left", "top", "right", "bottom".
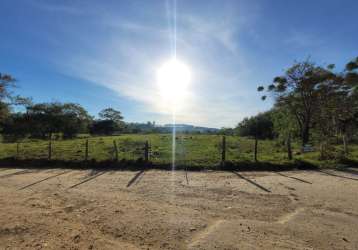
[{"left": 0, "top": 168, "right": 357, "bottom": 249}]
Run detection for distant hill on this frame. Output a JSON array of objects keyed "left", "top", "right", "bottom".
[
  {"left": 124, "top": 122, "right": 219, "bottom": 134},
  {"left": 163, "top": 124, "right": 219, "bottom": 133}
]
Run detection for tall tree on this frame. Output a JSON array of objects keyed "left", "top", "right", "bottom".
[
  {"left": 270, "top": 106, "right": 299, "bottom": 159},
  {"left": 25, "top": 102, "right": 91, "bottom": 139},
  {"left": 310, "top": 58, "right": 358, "bottom": 157},
  {"left": 335, "top": 58, "right": 358, "bottom": 155},
  {"left": 236, "top": 111, "right": 275, "bottom": 140},
  {"left": 99, "top": 108, "right": 123, "bottom": 123},
  {"left": 0, "top": 73, "right": 16, "bottom": 122},
  {"left": 259, "top": 60, "right": 332, "bottom": 146}
]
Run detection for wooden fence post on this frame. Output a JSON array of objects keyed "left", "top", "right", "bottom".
[
  {"left": 287, "top": 132, "right": 292, "bottom": 160},
  {"left": 221, "top": 136, "right": 226, "bottom": 167},
  {"left": 343, "top": 134, "right": 348, "bottom": 156},
  {"left": 16, "top": 142, "right": 20, "bottom": 159},
  {"left": 48, "top": 140, "right": 52, "bottom": 160},
  {"left": 113, "top": 140, "right": 118, "bottom": 161},
  {"left": 254, "top": 135, "right": 258, "bottom": 162},
  {"left": 144, "top": 140, "right": 149, "bottom": 162},
  {"left": 85, "top": 139, "right": 89, "bottom": 161}
]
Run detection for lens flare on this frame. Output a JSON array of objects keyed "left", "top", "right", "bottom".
[{"left": 157, "top": 58, "right": 191, "bottom": 103}]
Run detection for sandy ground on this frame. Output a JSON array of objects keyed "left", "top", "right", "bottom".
[{"left": 0, "top": 167, "right": 357, "bottom": 250}]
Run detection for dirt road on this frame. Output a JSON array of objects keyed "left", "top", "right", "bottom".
[{"left": 0, "top": 168, "right": 357, "bottom": 249}]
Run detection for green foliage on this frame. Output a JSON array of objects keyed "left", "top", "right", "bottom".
[
  {"left": 256, "top": 56, "right": 358, "bottom": 161},
  {"left": 218, "top": 127, "right": 235, "bottom": 135},
  {"left": 0, "top": 134, "right": 356, "bottom": 168},
  {"left": 345, "top": 57, "right": 358, "bottom": 71},
  {"left": 236, "top": 111, "right": 275, "bottom": 139},
  {"left": 258, "top": 58, "right": 358, "bottom": 147},
  {"left": 99, "top": 108, "right": 123, "bottom": 123},
  {"left": 2, "top": 102, "right": 92, "bottom": 140},
  {"left": 257, "top": 86, "right": 264, "bottom": 92},
  {"left": 90, "top": 120, "right": 120, "bottom": 136},
  {"left": 0, "top": 73, "right": 15, "bottom": 100},
  {"left": 90, "top": 108, "right": 125, "bottom": 136},
  {"left": 270, "top": 106, "right": 299, "bottom": 140},
  {"left": 0, "top": 73, "right": 16, "bottom": 123}
]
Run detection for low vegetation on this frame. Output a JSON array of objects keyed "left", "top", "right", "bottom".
[{"left": 0, "top": 134, "right": 357, "bottom": 170}]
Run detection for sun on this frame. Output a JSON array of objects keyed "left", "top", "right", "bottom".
[{"left": 157, "top": 58, "right": 191, "bottom": 103}]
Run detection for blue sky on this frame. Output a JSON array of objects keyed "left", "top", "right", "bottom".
[{"left": 1, "top": 0, "right": 357, "bottom": 128}]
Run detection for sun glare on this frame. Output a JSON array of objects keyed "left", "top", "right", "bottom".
[{"left": 157, "top": 59, "right": 191, "bottom": 104}]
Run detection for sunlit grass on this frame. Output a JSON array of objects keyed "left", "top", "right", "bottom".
[{"left": 0, "top": 134, "right": 356, "bottom": 168}]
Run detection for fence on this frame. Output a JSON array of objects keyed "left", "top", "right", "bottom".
[{"left": 0, "top": 135, "right": 291, "bottom": 167}]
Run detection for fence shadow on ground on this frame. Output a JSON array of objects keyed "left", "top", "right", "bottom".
[
  {"left": 127, "top": 169, "right": 146, "bottom": 187},
  {"left": 0, "top": 157, "right": 321, "bottom": 173},
  {"left": 231, "top": 171, "right": 271, "bottom": 192},
  {"left": 316, "top": 169, "right": 358, "bottom": 181},
  {"left": 274, "top": 172, "right": 313, "bottom": 184}
]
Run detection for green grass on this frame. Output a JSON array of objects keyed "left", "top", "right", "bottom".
[{"left": 0, "top": 134, "right": 357, "bottom": 169}]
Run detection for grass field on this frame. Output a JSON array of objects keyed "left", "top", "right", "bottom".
[{"left": 0, "top": 134, "right": 357, "bottom": 169}]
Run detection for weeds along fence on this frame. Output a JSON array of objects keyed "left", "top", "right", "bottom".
[{"left": 0, "top": 135, "right": 291, "bottom": 167}]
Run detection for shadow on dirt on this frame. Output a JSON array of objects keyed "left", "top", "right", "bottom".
[
  {"left": 127, "top": 169, "right": 146, "bottom": 187},
  {"left": 274, "top": 172, "right": 312, "bottom": 184},
  {"left": 338, "top": 168, "right": 358, "bottom": 176},
  {"left": 18, "top": 170, "right": 71, "bottom": 190},
  {"left": 316, "top": 169, "right": 358, "bottom": 181},
  {"left": 232, "top": 171, "right": 271, "bottom": 193},
  {"left": 0, "top": 169, "right": 39, "bottom": 179},
  {"left": 68, "top": 171, "right": 108, "bottom": 189},
  {"left": 0, "top": 158, "right": 321, "bottom": 172}
]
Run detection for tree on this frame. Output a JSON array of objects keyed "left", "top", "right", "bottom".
[
  {"left": 236, "top": 112, "right": 275, "bottom": 140},
  {"left": 258, "top": 60, "right": 333, "bottom": 146},
  {"left": 258, "top": 57, "right": 358, "bottom": 158},
  {"left": 61, "top": 103, "right": 92, "bottom": 138},
  {"left": 90, "top": 108, "right": 125, "bottom": 135},
  {"left": 90, "top": 120, "right": 118, "bottom": 135},
  {"left": 0, "top": 73, "right": 16, "bottom": 123},
  {"left": 1, "top": 113, "right": 29, "bottom": 141},
  {"left": 2, "top": 101, "right": 92, "bottom": 141},
  {"left": 0, "top": 73, "right": 15, "bottom": 100},
  {"left": 323, "top": 58, "right": 358, "bottom": 156},
  {"left": 218, "top": 127, "right": 235, "bottom": 136},
  {"left": 24, "top": 102, "right": 91, "bottom": 139},
  {"left": 341, "top": 57, "right": 358, "bottom": 151},
  {"left": 99, "top": 108, "right": 123, "bottom": 123},
  {"left": 236, "top": 112, "right": 275, "bottom": 162},
  {"left": 270, "top": 106, "right": 299, "bottom": 159},
  {"left": 306, "top": 58, "right": 358, "bottom": 158}
]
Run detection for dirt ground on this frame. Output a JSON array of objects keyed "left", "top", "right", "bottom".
[{"left": 0, "top": 167, "right": 357, "bottom": 250}]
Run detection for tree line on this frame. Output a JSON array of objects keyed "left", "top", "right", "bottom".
[
  {"left": 0, "top": 73, "right": 168, "bottom": 141},
  {"left": 235, "top": 56, "right": 358, "bottom": 159},
  {"left": 0, "top": 73, "right": 217, "bottom": 141}
]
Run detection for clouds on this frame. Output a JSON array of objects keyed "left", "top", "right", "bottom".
[
  {"left": 285, "top": 30, "right": 323, "bottom": 49},
  {"left": 179, "top": 15, "right": 239, "bottom": 54},
  {"left": 45, "top": 2, "right": 249, "bottom": 126},
  {"left": 2, "top": 0, "right": 357, "bottom": 127},
  {"left": 22, "top": 0, "right": 266, "bottom": 127}
]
